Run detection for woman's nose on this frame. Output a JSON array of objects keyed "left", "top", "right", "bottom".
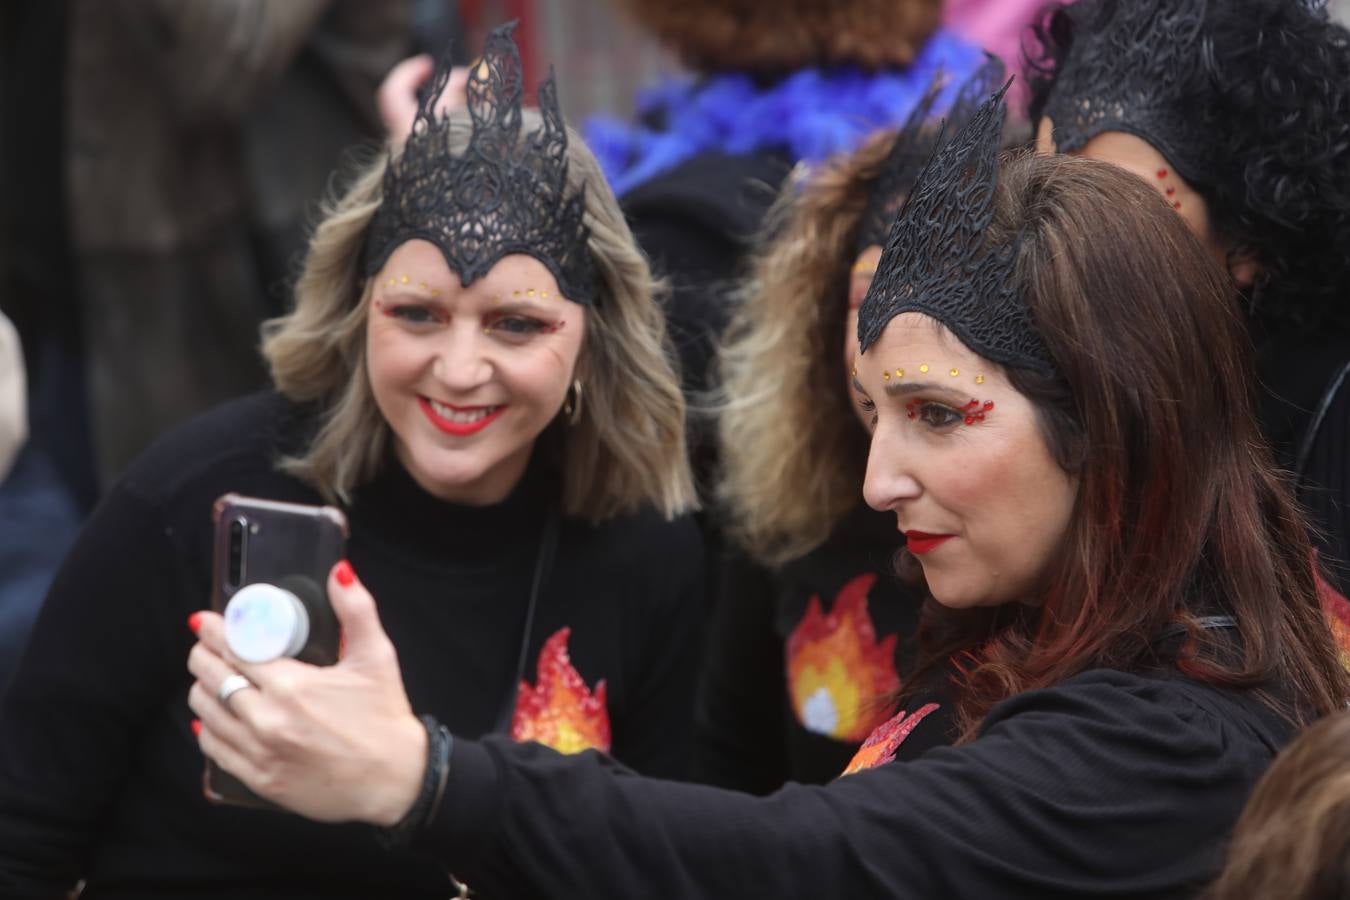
[
  {"left": 431, "top": 322, "right": 492, "bottom": 391},
  {"left": 862, "top": 427, "right": 922, "bottom": 512}
]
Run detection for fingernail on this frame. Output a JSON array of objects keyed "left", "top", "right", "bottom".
[
  {"left": 188, "top": 612, "right": 203, "bottom": 634},
  {"left": 335, "top": 560, "right": 355, "bottom": 587},
  {"left": 191, "top": 719, "right": 202, "bottom": 737}
]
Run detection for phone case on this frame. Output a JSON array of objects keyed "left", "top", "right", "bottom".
[{"left": 204, "top": 493, "right": 349, "bottom": 807}]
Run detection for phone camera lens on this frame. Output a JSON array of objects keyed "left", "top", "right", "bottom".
[{"left": 227, "top": 517, "right": 247, "bottom": 587}]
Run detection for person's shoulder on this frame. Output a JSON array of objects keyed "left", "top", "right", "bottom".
[
  {"left": 115, "top": 391, "right": 313, "bottom": 506},
  {"left": 983, "top": 669, "right": 1291, "bottom": 755}
]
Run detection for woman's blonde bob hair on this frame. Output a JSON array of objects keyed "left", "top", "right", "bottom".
[
  {"left": 717, "top": 129, "right": 902, "bottom": 566},
  {"left": 262, "top": 108, "right": 696, "bottom": 522}
]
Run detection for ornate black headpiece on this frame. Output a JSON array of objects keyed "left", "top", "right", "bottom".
[
  {"left": 857, "top": 79, "right": 1057, "bottom": 376},
  {"left": 855, "top": 56, "right": 1007, "bottom": 254},
  {"left": 1037, "top": 0, "right": 1213, "bottom": 188},
  {"left": 362, "top": 23, "right": 598, "bottom": 305}
]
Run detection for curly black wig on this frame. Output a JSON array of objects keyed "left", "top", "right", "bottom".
[{"left": 1025, "top": 0, "right": 1350, "bottom": 334}]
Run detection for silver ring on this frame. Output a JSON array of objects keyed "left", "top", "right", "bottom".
[{"left": 217, "top": 673, "right": 256, "bottom": 711}]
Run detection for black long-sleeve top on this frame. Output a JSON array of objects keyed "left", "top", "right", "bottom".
[
  {"left": 421, "top": 668, "right": 1292, "bottom": 900},
  {"left": 0, "top": 392, "right": 705, "bottom": 899}
]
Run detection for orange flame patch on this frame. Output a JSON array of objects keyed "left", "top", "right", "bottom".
[
  {"left": 785, "top": 573, "right": 901, "bottom": 742},
  {"left": 841, "top": 703, "right": 940, "bottom": 776},
  {"left": 510, "top": 627, "right": 611, "bottom": 754},
  {"left": 1314, "top": 552, "right": 1350, "bottom": 670}
]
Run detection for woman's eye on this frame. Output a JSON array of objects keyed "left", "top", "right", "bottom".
[
  {"left": 855, "top": 395, "right": 878, "bottom": 429},
  {"left": 385, "top": 304, "right": 439, "bottom": 325},
  {"left": 487, "top": 316, "right": 552, "bottom": 337},
  {"left": 917, "top": 403, "right": 962, "bottom": 428}
]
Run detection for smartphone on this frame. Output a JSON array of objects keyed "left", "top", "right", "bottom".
[{"left": 204, "top": 493, "right": 349, "bottom": 807}]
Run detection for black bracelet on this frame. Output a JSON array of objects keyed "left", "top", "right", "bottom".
[{"left": 376, "top": 714, "right": 453, "bottom": 849}]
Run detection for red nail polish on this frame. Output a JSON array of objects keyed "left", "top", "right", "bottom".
[
  {"left": 191, "top": 719, "right": 202, "bottom": 737},
  {"left": 335, "top": 560, "right": 355, "bottom": 587},
  {"left": 188, "top": 612, "right": 203, "bottom": 634}
]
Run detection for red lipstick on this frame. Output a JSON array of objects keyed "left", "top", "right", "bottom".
[
  {"left": 418, "top": 397, "right": 505, "bottom": 436},
  {"left": 905, "top": 531, "right": 954, "bottom": 555}
]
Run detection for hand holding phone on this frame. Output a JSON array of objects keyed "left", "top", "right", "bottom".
[{"left": 205, "top": 493, "right": 349, "bottom": 806}]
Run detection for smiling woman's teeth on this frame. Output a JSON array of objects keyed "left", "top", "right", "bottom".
[{"left": 429, "top": 400, "right": 498, "bottom": 423}]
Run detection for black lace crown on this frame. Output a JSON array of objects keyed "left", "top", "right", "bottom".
[
  {"left": 362, "top": 23, "right": 598, "bottom": 305},
  {"left": 1038, "top": 0, "right": 1212, "bottom": 188},
  {"left": 856, "top": 56, "right": 1007, "bottom": 253},
  {"left": 857, "top": 78, "right": 1057, "bottom": 376}
]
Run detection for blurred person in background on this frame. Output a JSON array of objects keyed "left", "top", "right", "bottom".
[
  {"left": 1028, "top": 0, "right": 1350, "bottom": 597},
  {"left": 697, "top": 61, "right": 1007, "bottom": 792},
  {"left": 66, "top": 1, "right": 412, "bottom": 488}
]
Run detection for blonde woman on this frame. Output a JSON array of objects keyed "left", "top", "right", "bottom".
[
  {"left": 696, "top": 64, "right": 1002, "bottom": 792},
  {"left": 0, "top": 27, "right": 699, "bottom": 898}
]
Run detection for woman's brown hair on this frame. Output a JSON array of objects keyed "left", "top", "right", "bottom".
[
  {"left": 905, "top": 152, "right": 1349, "bottom": 738},
  {"left": 1208, "top": 711, "right": 1350, "bottom": 900},
  {"left": 614, "top": 0, "right": 940, "bottom": 74}
]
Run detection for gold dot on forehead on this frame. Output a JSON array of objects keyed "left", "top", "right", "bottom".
[
  {"left": 950, "top": 368, "right": 959, "bottom": 377},
  {"left": 400, "top": 275, "right": 410, "bottom": 284},
  {"left": 883, "top": 371, "right": 891, "bottom": 380},
  {"left": 527, "top": 289, "right": 536, "bottom": 297},
  {"left": 975, "top": 375, "right": 985, "bottom": 385},
  {"left": 431, "top": 289, "right": 440, "bottom": 297},
  {"left": 851, "top": 366, "right": 857, "bottom": 377},
  {"left": 895, "top": 368, "right": 904, "bottom": 378},
  {"left": 386, "top": 278, "right": 396, "bottom": 287},
  {"left": 542, "top": 291, "right": 550, "bottom": 298},
  {"left": 919, "top": 364, "right": 930, "bottom": 374},
  {"left": 513, "top": 290, "right": 521, "bottom": 297},
  {"left": 418, "top": 281, "right": 427, "bottom": 290}
]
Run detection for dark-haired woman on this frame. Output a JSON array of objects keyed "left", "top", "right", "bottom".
[
  {"left": 1028, "top": 0, "right": 1350, "bottom": 596},
  {"left": 184, "top": 86, "right": 1348, "bottom": 899}
]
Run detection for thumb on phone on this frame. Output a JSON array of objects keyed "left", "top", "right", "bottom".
[{"left": 327, "top": 561, "right": 396, "bottom": 671}]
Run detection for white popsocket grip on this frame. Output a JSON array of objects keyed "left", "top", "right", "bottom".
[{"left": 223, "top": 582, "right": 311, "bottom": 663}]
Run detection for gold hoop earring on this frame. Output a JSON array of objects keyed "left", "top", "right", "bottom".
[{"left": 562, "top": 379, "right": 583, "bottom": 425}]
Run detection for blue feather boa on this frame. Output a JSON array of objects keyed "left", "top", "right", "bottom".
[{"left": 584, "top": 29, "right": 986, "bottom": 197}]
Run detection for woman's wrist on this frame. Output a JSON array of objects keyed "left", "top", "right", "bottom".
[
  {"left": 370, "top": 713, "right": 432, "bottom": 829},
  {"left": 374, "top": 714, "right": 454, "bottom": 846}
]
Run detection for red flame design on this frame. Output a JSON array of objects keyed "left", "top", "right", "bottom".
[
  {"left": 785, "top": 573, "right": 901, "bottom": 742},
  {"left": 841, "top": 703, "right": 940, "bottom": 776},
  {"left": 510, "top": 627, "right": 611, "bottom": 754}
]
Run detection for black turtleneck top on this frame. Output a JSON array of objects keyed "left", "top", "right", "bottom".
[{"left": 0, "top": 392, "right": 705, "bottom": 899}]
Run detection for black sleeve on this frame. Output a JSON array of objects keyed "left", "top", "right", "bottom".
[
  {"left": 607, "top": 523, "right": 706, "bottom": 779},
  {"left": 0, "top": 483, "right": 189, "bottom": 897},
  {"left": 419, "top": 675, "right": 1271, "bottom": 900},
  {"left": 690, "top": 554, "right": 790, "bottom": 793}
]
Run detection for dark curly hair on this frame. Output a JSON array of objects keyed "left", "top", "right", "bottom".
[{"left": 1025, "top": 0, "right": 1350, "bottom": 333}]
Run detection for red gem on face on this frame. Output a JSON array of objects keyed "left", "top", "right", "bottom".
[
  {"left": 964, "top": 416, "right": 975, "bottom": 425},
  {"left": 983, "top": 401, "right": 994, "bottom": 410},
  {"left": 1157, "top": 168, "right": 1168, "bottom": 178},
  {"left": 1173, "top": 201, "right": 1182, "bottom": 209},
  {"left": 1165, "top": 186, "right": 1176, "bottom": 196}
]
